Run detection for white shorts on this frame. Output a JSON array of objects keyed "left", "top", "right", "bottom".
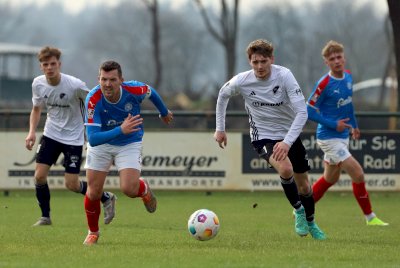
[
  {"left": 85, "top": 142, "right": 142, "bottom": 172},
  {"left": 317, "top": 138, "right": 352, "bottom": 165}
]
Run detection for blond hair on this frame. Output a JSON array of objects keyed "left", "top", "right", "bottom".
[{"left": 321, "top": 40, "right": 344, "bottom": 58}]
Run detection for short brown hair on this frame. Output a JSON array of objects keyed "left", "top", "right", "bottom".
[
  {"left": 37, "top": 46, "right": 61, "bottom": 62},
  {"left": 246, "top": 39, "right": 274, "bottom": 60},
  {"left": 99, "top": 60, "right": 122, "bottom": 77},
  {"left": 321, "top": 40, "right": 344, "bottom": 58}
]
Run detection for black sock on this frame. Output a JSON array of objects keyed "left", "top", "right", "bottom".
[
  {"left": 79, "top": 181, "right": 87, "bottom": 195},
  {"left": 35, "top": 183, "right": 50, "bottom": 218},
  {"left": 300, "top": 190, "right": 315, "bottom": 223},
  {"left": 280, "top": 176, "right": 301, "bottom": 210},
  {"left": 100, "top": 191, "right": 110, "bottom": 203}
]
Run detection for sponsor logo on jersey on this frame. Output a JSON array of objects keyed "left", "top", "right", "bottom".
[
  {"left": 252, "top": 101, "right": 284, "bottom": 107},
  {"left": 249, "top": 91, "right": 256, "bottom": 96},
  {"left": 337, "top": 96, "right": 352, "bottom": 108}
]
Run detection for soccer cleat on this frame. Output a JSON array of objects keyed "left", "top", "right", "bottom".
[
  {"left": 308, "top": 222, "right": 327, "bottom": 240},
  {"left": 83, "top": 232, "right": 99, "bottom": 245},
  {"left": 141, "top": 178, "right": 157, "bottom": 213},
  {"left": 103, "top": 192, "right": 117, "bottom": 225},
  {"left": 367, "top": 217, "right": 389, "bottom": 226},
  {"left": 32, "top": 217, "right": 52, "bottom": 226},
  {"left": 294, "top": 207, "right": 309, "bottom": 236}
]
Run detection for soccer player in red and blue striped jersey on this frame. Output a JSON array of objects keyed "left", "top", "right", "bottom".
[
  {"left": 82, "top": 61, "right": 173, "bottom": 245},
  {"left": 307, "top": 40, "right": 388, "bottom": 226}
]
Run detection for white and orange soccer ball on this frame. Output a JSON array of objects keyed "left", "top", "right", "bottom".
[{"left": 187, "top": 209, "right": 220, "bottom": 241}]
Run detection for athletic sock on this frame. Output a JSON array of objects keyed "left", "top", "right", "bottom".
[
  {"left": 300, "top": 190, "right": 315, "bottom": 222},
  {"left": 280, "top": 176, "right": 302, "bottom": 210},
  {"left": 79, "top": 181, "right": 88, "bottom": 195},
  {"left": 312, "top": 176, "right": 333, "bottom": 203},
  {"left": 100, "top": 191, "right": 110, "bottom": 203},
  {"left": 352, "top": 182, "right": 372, "bottom": 215},
  {"left": 137, "top": 178, "right": 147, "bottom": 197},
  {"left": 84, "top": 195, "right": 101, "bottom": 233},
  {"left": 35, "top": 183, "right": 51, "bottom": 218}
]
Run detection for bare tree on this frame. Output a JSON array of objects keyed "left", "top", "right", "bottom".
[
  {"left": 387, "top": 0, "right": 400, "bottom": 110},
  {"left": 195, "top": 0, "right": 240, "bottom": 81},
  {"left": 142, "top": 0, "right": 163, "bottom": 89}
]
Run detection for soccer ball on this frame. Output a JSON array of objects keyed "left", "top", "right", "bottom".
[{"left": 187, "top": 209, "right": 220, "bottom": 241}]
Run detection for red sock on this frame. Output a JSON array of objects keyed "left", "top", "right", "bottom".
[
  {"left": 352, "top": 182, "right": 372, "bottom": 215},
  {"left": 312, "top": 176, "right": 333, "bottom": 203},
  {"left": 137, "top": 178, "right": 147, "bottom": 197},
  {"left": 84, "top": 195, "right": 101, "bottom": 233}
]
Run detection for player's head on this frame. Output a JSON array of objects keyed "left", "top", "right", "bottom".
[
  {"left": 37, "top": 46, "right": 62, "bottom": 81},
  {"left": 321, "top": 40, "right": 346, "bottom": 75},
  {"left": 98, "top": 60, "right": 124, "bottom": 102},
  {"left": 246, "top": 39, "right": 274, "bottom": 80}
]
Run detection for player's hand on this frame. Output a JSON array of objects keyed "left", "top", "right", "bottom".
[
  {"left": 25, "top": 133, "right": 36, "bottom": 151},
  {"left": 272, "top": 141, "right": 289, "bottom": 162},
  {"left": 351, "top": 128, "right": 360, "bottom": 139},
  {"left": 121, "top": 114, "right": 143, "bottom": 134},
  {"left": 160, "top": 110, "right": 173, "bottom": 125},
  {"left": 336, "top": 118, "right": 352, "bottom": 132},
  {"left": 214, "top": 131, "right": 227, "bottom": 149}
]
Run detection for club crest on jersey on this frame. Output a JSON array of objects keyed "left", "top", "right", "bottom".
[
  {"left": 347, "top": 82, "right": 352, "bottom": 90},
  {"left": 124, "top": 102, "right": 133, "bottom": 112},
  {"left": 272, "top": 86, "right": 279, "bottom": 94}
]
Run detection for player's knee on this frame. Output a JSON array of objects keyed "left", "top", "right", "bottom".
[{"left": 34, "top": 175, "right": 47, "bottom": 185}]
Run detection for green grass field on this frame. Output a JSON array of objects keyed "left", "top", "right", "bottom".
[{"left": 0, "top": 190, "right": 399, "bottom": 268}]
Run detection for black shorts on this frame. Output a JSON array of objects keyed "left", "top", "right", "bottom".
[
  {"left": 36, "top": 135, "right": 83, "bottom": 174},
  {"left": 251, "top": 137, "right": 311, "bottom": 173}
]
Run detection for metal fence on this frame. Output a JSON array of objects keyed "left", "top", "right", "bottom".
[{"left": 1, "top": 109, "right": 400, "bottom": 131}]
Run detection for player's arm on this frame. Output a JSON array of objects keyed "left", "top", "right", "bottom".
[
  {"left": 147, "top": 87, "right": 173, "bottom": 124},
  {"left": 86, "top": 114, "right": 143, "bottom": 147},
  {"left": 25, "top": 105, "right": 42, "bottom": 150},
  {"left": 214, "top": 78, "right": 239, "bottom": 149}
]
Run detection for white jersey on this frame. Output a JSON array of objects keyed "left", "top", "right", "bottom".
[
  {"left": 216, "top": 65, "right": 307, "bottom": 146},
  {"left": 32, "top": 73, "right": 90, "bottom": 146}
]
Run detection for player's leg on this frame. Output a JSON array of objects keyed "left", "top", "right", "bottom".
[
  {"left": 341, "top": 156, "right": 388, "bottom": 226},
  {"left": 291, "top": 138, "right": 326, "bottom": 240},
  {"left": 32, "top": 136, "right": 61, "bottom": 226},
  {"left": 116, "top": 141, "right": 157, "bottom": 213},
  {"left": 83, "top": 169, "right": 107, "bottom": 245},
  {"left": 33, "top": 163, "right": 52, "bottom": 226},
  {"left": 83, "top": 143, "right": 112, "bottom": 245},
  {"left": 312, "top": 163, "right": 341, "bottom": 202},
  {"left": 62, "top": 144, "right": 116, "bottom": 224}
]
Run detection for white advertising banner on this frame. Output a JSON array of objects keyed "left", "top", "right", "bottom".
[{"left": 1, "top": 132, "right": 399, "bottom": 191}]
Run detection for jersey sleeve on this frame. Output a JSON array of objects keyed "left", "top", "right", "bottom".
[
  {"left": 307, "top": 78, "right": 337, "bottom": 129},
  {"left": 74, "top": 78, "right": 90, "bottom": 101},
  {"left": 215, "top": 76, "right": 240, "bottom": 131},
  {"left": 148, "top": 87, "right": 168, "bottom": 116},
  {"left": 283, "top": 70, "right": 305, "bottom": 103},
  {"left": 31, "top": 78, "right": 44, "bottom": 107}
]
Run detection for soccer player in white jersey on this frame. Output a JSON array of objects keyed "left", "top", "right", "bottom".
[
  {"left": 25, "top": 47, "right": 116, "bottom": 226},
  {"left": 82, "top": 60, "right": 173, "bottom": 245},
  {"left": 214, "top": 39, "right": 326, "bottom": 240},
  {"left": 307, "top": 40, "right": 388, "bottom": 226}
]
